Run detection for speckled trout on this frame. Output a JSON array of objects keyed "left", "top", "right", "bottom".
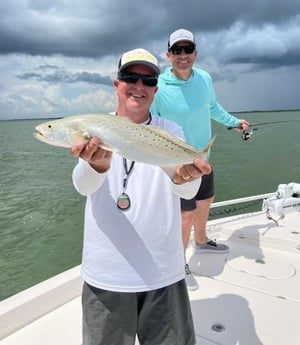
[{"left": 34, "top": 114, "right": 215, "bottom": 166}]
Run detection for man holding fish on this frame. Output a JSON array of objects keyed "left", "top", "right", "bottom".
[{"left": 70, "top": 49, "right": 210, "bottom": 345}]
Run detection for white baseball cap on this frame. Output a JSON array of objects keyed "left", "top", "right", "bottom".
[
  {"left": 168, "top": 29, "right": 196, "bottom": 48},
  {"left": 118, "top": 48, "right": 160, "bottom": 76}
]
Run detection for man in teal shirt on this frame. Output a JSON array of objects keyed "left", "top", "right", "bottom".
[{"left": 151, "top": 29, "right": 249, "bottom": 291}]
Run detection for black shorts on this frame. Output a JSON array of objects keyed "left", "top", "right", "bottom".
[
  {"left": 181, "top": 170, "right": 214, "bottom": 211},
  {"left": 82, "top": 280, "right": 196, "bottom": 345}
]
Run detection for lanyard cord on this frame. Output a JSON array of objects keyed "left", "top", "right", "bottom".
[
  {"left": 122, "top": 159, "right": 135, "bottom": 189},
  {"left": 121, "top": 114, "right": 152, "bottom": 191}
]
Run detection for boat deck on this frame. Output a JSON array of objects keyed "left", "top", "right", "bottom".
[
  {"left": 1, "top": 211, "right": 300, "bottom": 345},
  {"left": 188, "top": 210, "right": 300, "bottom": 345}
]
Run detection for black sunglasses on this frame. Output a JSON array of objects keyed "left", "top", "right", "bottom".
[
  {"left": 118, "top": 72, "right": 158, "bottom": 87},
  {"left": 169, "top": 45, "right": 196, "bottom": 55}
]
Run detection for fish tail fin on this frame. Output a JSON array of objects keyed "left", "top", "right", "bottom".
[
  {"left": 205, "top": 134, "right": 217, "bottom": 152},
  {"left": 195, "top": 134, "right": 217, "bottom": 160}
]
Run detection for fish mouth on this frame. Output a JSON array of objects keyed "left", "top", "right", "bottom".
[
  {"left": 33, "top": 127, "right": 53, "bottom": 143},
  {"left": 33, "top": 131, "right": 46, "bottom": 140}
]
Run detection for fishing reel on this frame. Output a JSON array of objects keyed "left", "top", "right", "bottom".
[
  {"left": 227, "top": 126, "right": 257, "bottom": 141},
  {"left": 241, "top": 127, "right": 259, "bottom": 141},
  {"left": 241, "top": 130, "right": 253, "bottom": 141}
]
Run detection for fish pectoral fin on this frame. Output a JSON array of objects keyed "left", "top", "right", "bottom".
[
  {"left": 98, "top": 143, "right": 116, "bottom": 152},
  {"left": 69, "top": 131, "right": 90, "bottom": 145}
]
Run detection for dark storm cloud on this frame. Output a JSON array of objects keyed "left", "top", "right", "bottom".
[
  {"left": 0, "top": 0, "right": 162, "bottom": 57},
  {"left": 161, "top": 0, "right": 300, "bottom": 32},
  {"left": 1, "top": 0, "right": 300, "bottom": 115},
  {"left": 214, "top": 18, "right": 300, "bottom": 70},
  {"left": 17, "top": 65, "right": 113, "bottom": 86},
  {"left": 1, "top": 0, "right": 300, "bottom": 59},
  {"left": 228, "top": 51, "right": 300, "bottom": 68}
]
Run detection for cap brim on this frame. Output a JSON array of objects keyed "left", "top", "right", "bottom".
[
  {"left": 169, "top": 39, "right": 195, "bottom": 48},
  {"left": 119, "top": 61, "right": 160, "bottom": 76}
]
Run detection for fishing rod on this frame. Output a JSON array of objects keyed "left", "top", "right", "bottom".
[{"left": 227, "top": 119, "right": 300, "bottom": 141}]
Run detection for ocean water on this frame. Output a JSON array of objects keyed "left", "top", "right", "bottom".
[
  {"left": 0, "top": 120, "right": 84, "bottom": 301},
  {"left": 0, "top": 110, "right": 300, "bottom": 300}
]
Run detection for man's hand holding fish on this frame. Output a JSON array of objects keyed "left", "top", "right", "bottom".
[
  {"left": 71, "top": 137, "right": 112, "bottom": 173},
  {"left": 172, "top": 158, "right": 211, "bottom": 185}
]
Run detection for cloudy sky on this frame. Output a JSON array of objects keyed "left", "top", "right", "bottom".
[{"left": 1, "top": 0, "right": 300, "bottom": 120}]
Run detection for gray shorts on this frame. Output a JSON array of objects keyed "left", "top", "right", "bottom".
[
  {"left": 181, "top": 170, "right": 214, "bottom": 211},
  {"left": 82, "top": 280, "right": 196, "bottom": 345}
]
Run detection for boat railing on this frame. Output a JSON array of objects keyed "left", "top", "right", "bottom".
[{"left": 211, "top": 192, "right": 276, "bottom": 209}]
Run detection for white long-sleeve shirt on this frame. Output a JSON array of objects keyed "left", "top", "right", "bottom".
[{"left": 72, "top": 115, "right": 201, "bottom": 292}]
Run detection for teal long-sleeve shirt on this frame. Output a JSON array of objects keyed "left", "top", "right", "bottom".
[{"left": 151, "top": 67, "right": 240, "bottom": 150}]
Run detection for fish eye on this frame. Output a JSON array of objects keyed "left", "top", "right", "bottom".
[{"left": 48, "top": 124, "right": 52, "bottom": 128}]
